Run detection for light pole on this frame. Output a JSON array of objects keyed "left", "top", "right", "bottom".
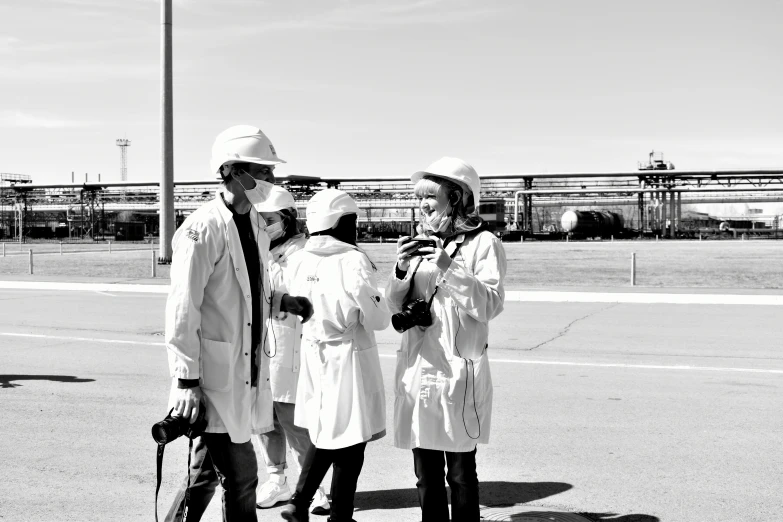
[{"left": 159, "top": 0, "right": 175, "bottom": 263}]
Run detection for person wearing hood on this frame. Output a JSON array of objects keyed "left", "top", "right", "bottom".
[
  {"left": 385, "top": 157, "right": 507, "bottom": 522},
  {"left": 278, "top": 189, "right": 390, "bottom": 522},
  {"left": 163, "top": 125, "right": 313, "bottom": 522},
  {"left": 250, "top": 186, "right": 329, "bottom": 515}
]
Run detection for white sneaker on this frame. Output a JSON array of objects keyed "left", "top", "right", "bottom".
[
  {"left": 256, "top": 476, "right": 292, "bottom": 508},
  {"left": 310, "top": 486, "right": 330, "bottom": 515}
]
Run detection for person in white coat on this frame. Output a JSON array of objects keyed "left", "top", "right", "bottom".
[
  {"left": 164, "top": 125, "right": 313, "bottom": 522},
  {"left": 251, "top": 187, "right": 329, "bottom": 514},
  {"left": 385, "top": 157, "right": 507, "bottom": 522},
  {"left": 278, "top": 189, "right": 390, "bottom": 522}
]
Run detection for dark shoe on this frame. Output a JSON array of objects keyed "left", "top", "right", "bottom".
[{"left": 280, "top": 496, "right": 310, "bottom": 522}]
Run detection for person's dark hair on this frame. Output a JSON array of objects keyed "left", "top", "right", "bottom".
[
  {"left": 269, "top": 208, "right": 302, "bottom": 250},
  {"left": 311, "top": 213, "right": 357, "bottom": 246}
]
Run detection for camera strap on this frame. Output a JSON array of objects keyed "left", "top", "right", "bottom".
[
  {"left": 423, "top": 237, "right": 464, "bottom": 307},
  {"left": 154, "top": 434, "right": 195, "bottom": 522}
]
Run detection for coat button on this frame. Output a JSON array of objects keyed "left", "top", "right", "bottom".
[
  {"left": 236, "top": 268, "right": 239, "bottom": 271},
  {"left": 246, "top": 381, "right": 249, "bottom": 385},
  {"left": 245, "top": 352, "right": 248, "bottom": 356},
  {"left": 247, "top": 323, "right": 251, "bottom": 326},
  {"left": 247, "top": 295, "right": 251, "bottom": 298}
]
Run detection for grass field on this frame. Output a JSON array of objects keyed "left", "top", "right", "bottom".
[{"left": 1, "top": 239, "right": 781, "bottom": 289}]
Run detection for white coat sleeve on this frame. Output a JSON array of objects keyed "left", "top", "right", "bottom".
[
  {"left": 351, "top": 255, "right": 391, "bottom": 331},
  {"left": 437, "top": 232, "right": 507, "bottom": 323},
  {"left": 268, "top": 260, "right": 287, "bottom": 319},
  {"left": 383, "top": 258, "right": 422, "bottom": 314},
  {"left": 165, "top": 219, "right": 220, "bottom": 379}
]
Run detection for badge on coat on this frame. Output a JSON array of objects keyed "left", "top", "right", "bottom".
[{"left": 186, "top": 229, "right": 199, "bottom": 243}]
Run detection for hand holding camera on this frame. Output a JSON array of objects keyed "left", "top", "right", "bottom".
[
  {"left": 396, "top": 236, "right": 443, "bottom": 272},
  {"left": 152, "top": 386, "right": 206, "bottom": 445}
]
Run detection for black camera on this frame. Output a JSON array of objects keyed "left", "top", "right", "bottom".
[
  {"left": 392, "top": 298, "right": 432, "bottom": 333},
  {"left": 151, "top": 403, "right": 207, "bottom": 445}
]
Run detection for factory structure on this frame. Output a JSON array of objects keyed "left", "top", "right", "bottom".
[{"left": 2, "top": 155, "right": 783, "bottom": 244}]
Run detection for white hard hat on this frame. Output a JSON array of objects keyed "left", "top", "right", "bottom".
[
  {"left": 306, "top": 189, "right": 360, "bottom": 233},
  {"left": 411, "top": 157, "right": 481, "bottom": 210},
  {"left": 255, "top": 186, "right": 296, "bottom": 213},
  {"left": 210, "top": 125, "right": 286, "bottom": 176}
]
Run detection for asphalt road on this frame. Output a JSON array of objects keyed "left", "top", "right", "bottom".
[{"left": 0, "top": 289, "right": 781, "bottom": 522}]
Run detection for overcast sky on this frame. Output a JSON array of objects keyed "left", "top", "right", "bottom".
[{"left": 1, "top": 0, "right": 781, "bottom": 188}]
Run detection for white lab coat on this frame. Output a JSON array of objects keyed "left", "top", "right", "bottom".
[
  {"left": 385, "top": 230, "right": 506, "bottom": 452},
  {"left": 165, "top": 194, "right": 283, "bottom": 443},
  {"left": 281, "top": 235, "right": 390, "bottom": 449},
  {"left": 267, "top": 233, "right": 307, "bottom": 403}
]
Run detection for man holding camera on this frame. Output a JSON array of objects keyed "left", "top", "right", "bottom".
[{"left": 164, "top": 125, "right": 313, "bottom": 522}]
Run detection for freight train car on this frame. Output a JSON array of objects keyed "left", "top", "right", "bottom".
[{"left": 561, "top": 210, "right": 625, "bottom": 239}]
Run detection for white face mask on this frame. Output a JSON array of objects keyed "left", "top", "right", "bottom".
[
  {"left": 243, "top": 178, "right": 274, "bottom": 206},
  {"left": 266, "top": 221, "right": 285, "bottom": 241},
  {"left": 423, "top": 206, "right": 452, "bottom": 234}
]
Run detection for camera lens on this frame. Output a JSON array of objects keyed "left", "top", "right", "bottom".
[
  {"left": 392, "top": 310, "right": 414, "bottom": 333},
  {"left": 151, "top": 417, "right": 183, "bottom": 445}
]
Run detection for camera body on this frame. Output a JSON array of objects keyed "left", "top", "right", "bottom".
[
  {"left": 151, "top": 403, "right": 207, "bottom": 445},
  {"left": 408, "top": 238, "right": 436, "bottom": 256},
  {"left": 392, "top": 298, "right": 433, "bottom": 333}
]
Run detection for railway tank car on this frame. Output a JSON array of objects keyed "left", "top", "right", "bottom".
[{"left": 561, "top": 210, "right": 625, "bottom": 238}]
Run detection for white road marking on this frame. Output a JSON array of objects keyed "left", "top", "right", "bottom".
[
  {"left": 377, "top": 354, "right": 783, "bottom": 374},
  {"left": 94, "top": 291, "right": 117, "bottom": 297},
  {"left": 0, "top": 332, "right": 163, "bottom": 347},
  {"left": 0, "top": 281, "right": 169, "bottom": 294},
  {"left": 504, "top": 290, "right": 783, "bottom": 306},
  {"left": 3, "top": 332, "right": 781, "bottom": 375},
  {"left": 1, "top": 281, "right": 782, "bottom": 304}
]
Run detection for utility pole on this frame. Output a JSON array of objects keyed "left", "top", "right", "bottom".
[
  {"left": 159, "top": 0, "right": 175, "bottom": 263},
  {"left": 158, "top": 0, "right": 175, "bottom": 264}
]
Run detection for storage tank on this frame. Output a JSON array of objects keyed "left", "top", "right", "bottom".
[{"left": 561, "top": 210, "right": 625, "bottom": 237}]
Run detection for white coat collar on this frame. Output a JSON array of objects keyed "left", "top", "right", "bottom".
[{"left": 304, "top": 235, "right": 358, "bottom": 255}]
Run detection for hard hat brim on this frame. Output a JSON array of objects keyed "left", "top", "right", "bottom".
[
  {"left": 223, "top": 156, "right": 287, "bottom": 167},
  {"left": 411, "top": 170, "right": 471, "bottom": 194}
]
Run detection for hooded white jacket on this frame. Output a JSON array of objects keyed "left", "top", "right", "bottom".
[
  {"left": 267, "top": 233, "right": 307, "bottom": 403},
  {"left": 385, "top": 230, "right": 506, "bottom": 452},
  {"left": 165, "top": 194, "right": 283, "bottom": 443},
  {"left": 281, "top": 235, "right": 390, "bottom": 449}
]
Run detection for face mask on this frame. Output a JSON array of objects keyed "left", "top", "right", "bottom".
[
  {"left": 423, "top": 206, "right": 452, "bottom": 234},
  {"left": 266, "top": 221, "right": 285, "bottom": 241},
  {"left": 243, "top": 178, "right": 274, "bottom": 206}
]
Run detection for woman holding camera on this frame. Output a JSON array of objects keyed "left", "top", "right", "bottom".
[
  {"left": 279, "top": 189, "right": 390, "bottom": 522},
  {"left": 385, "top": 157, "right": 507, "bottom": 522},
  {"left": 252, "top": 187, "right": 330, "bottom": 514}
]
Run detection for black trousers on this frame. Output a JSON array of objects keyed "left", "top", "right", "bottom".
[
  {"left": 412, "top": 448, "right": 479, "bottom": 522},
  {"left": 293, "top": 442, "right": 367, "bottom": 521},
  {"left": 165, "top": 434, "right": 258, "bottom": 522}
]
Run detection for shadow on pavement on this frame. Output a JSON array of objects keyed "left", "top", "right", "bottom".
[
  {"left": 0, "top": 374, "right": 95, "bottom": 389},
  {"left": 578, "top": 513, "right": 660, "bottom": 522},
  {"left": 355, "top": 481, "right": 572, "bottom": 511}
]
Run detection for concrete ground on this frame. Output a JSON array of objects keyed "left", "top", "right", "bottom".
[{"left": 0, "top": 286, "right": 781, "bottom": 522}]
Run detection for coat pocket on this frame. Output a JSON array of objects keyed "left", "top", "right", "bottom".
[{"left": 200, "top": 338, "right": 232, "bottom": 392}]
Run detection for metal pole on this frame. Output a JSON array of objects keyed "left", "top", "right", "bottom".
[
  {"left": 59, "top": 241, "right": 62, "bottom": 255},
  {"left": 631, "top": 252, "right": 636, "bottom": 286},
  {"left": 29, "top": 249, "right": 33, "bottom": 275},
  {"left": 108, "top": 240, "right": 112, "bottom": 254},
  {"left": 2, "top": 243, "right": 4, "bottom": 257},
  {"left": 677, "top": 191, "right": 682, "bottom": 235},
  {"left": 661, "top": 191, "right": 667, "bottom": 238},
  {"left": 151, "top": 249, "right": 157, "bottom": 277},
  {"left": 159, "top": 0, "right": 175, "bottom": 264}
]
